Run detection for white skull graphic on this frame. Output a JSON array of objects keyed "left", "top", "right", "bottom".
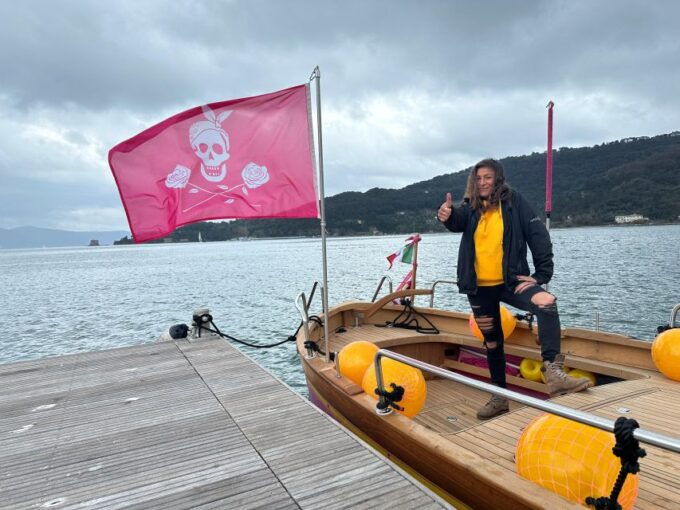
[
  {"left": 193, "top": 128, "right": 230, "bottom": 182},
  {"left": 189, "top": 106, "right": 233, "bottom": 183}
]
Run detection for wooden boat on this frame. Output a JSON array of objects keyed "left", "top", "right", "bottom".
[{"left": 295, "top": 286, "right": 680, "bottom": 509}]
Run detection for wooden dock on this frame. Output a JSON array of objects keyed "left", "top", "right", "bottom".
[{"left": 0, "top": 337, "right": 450, "bottom": 509}]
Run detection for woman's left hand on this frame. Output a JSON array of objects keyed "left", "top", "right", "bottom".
[{"left": 514, "top": 275, "right": 538, "bottom": 294}]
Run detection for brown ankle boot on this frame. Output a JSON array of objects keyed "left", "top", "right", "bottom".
[
  {"left": 476, "top": 394, "right": 509, "bottom": 420},
  {"left": 542, "top": 354, "right": 593, "bottom": 396}
]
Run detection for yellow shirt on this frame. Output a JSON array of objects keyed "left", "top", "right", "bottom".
[{"left": 474, "top": 205, "right": 504, "bottom": 286}]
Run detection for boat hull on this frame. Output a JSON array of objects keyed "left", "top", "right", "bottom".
[
  {"left": 300, "top": 355, "right": 581, "bottom": 510},
  {"left": 304, "top": 373, "right": 469, "bottom": 508}
]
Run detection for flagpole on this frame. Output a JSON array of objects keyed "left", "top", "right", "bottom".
[
  {"left": 411, "top": 235, "right": 418, "bottom": 290},
  {"left": 545, "top": 101, "right": 554, "bottom": 293},
  {"left": 545, "top": 101, "right": 554, "bottom": 232},
  {"left": 311, "top": 66, "right": 331, "bottom": 363},
  {"left": 410, "top": 236, "right": 419, "bottom": 306}
]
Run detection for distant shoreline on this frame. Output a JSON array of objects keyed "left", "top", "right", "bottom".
[{"left": 3, "top": 221, "right": 678, "bottom": 250}]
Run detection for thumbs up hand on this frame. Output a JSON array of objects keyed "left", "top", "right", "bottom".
[{"left": 437, "top": 193, "right": 453, "bottom": 222}]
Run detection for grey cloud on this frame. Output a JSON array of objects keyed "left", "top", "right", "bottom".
[
  {"left": 9, "top": 0, "right": 679, "bottom": 111},
  {"left": 0, "top": 175, "right": 125, "bottom": 230},
  {"left": 1, "top": 0, "right": 680, "bottom": 229}
]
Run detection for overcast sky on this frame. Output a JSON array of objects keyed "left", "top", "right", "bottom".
[{"left": 1, "top": 0, "right": 679, "bottom": 231}]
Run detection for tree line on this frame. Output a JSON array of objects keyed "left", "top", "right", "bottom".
[{"left": 115, "top": 131, "right": 680, "bottom": 244}]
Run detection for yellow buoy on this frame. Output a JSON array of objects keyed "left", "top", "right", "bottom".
[
  {"left": 516, "top": 414, "right": 639, "bottom": 510},
  {"left": 338, "top": 341, "right": 379, "bottom": 385},
  {"left": 519, "top": 358, "right": 543, "bottom": 382},
  {"left": 362, "top": 358, "right": 426, "bottom": 418},
  {"left": 469, "top": 305, "right": 517, "bottom": 341},
  {"left": 567, "top": 368, "right": 597, "bottom": 386},
  {"left": 652, "top": 328, "right": 680, "bottom": 382}
]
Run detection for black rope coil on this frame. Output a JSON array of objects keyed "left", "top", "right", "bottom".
[
  {"left": 656, "top": 323, "right": 676, "bottom": 335},
  {"left": 376, "top": 298, "right": 440, "bottom": 335},
  {"left": 375, "top": 383, "right": 405, "bottom": 412},
  {"left": 303, "top": 339, "right": 335, "bottom": 360},
  {"left": 586, "top": 417, "right": 646, "bottom": 510},
  {"left": 515, "top": 312, "right": 535, "bottom": 331}
]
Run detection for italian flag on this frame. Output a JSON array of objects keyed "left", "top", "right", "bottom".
[{"left": 386, "top": 241, "right": 415, "bottom": 269}]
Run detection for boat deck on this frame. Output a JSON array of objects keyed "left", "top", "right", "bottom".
[
  {"left": 322, "top": 319, "right": 680, "bottom": 509},
  {"left": 440, "top": 378, "right": 680, "bottom": 510},
  {"left": 0, "top": 337, "right": 449, "bottom": 509}
]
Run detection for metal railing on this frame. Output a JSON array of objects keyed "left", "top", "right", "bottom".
[
  {"left": 428, "top": 280, "right": 457, "bottom": 307},
  {"left": 373, "top": 349, "right": 680, "bottom": 454},
  {"left": 294, "top": 292, "right": 311, "bottom": 343},
  {"left": 670, "top": 303, "right": 680, "bottom": 328},
  {"left": 295, "top": 281, "right": 324, "bottom": 358},
  {"left": 371, "top": 275, "right": 394, "bottom": 302}
]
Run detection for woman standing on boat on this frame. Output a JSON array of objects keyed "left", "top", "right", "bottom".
[{"left": 437, "top": 158, "right": 592, "bottom": 419}]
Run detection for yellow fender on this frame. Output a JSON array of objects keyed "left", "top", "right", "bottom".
[
  {"left": 516, "top": 414, "right": 639, "bottom": 509},
  {"left": 652, "top": 328, "right": 680, "bottom": 381},
  {"left": 567, "top": 368, "right": 597, "bottom": 386},
  {"left": 519, "top": 358, "right": 543, "bottom": 382},
  {"left": 469, "top": 305, "right": 517, "bottom": 340}
]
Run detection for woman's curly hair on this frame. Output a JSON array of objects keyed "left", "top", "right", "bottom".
[{"left": 464, "top": 158, "right": 511, "bottom": 211}]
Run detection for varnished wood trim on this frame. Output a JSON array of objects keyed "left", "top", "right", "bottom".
[{"left": 364, "top": 289, "right": 434, "bottom": 319}]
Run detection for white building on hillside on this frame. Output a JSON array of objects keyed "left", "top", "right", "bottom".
[{"left": 615, "top": 214, "right": 649, "bottom": 224}]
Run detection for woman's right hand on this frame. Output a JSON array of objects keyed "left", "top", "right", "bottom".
[{"left": 437, "top": 192, "right": 453, "bottom": 222}]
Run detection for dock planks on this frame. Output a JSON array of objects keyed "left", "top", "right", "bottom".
[{"left": 0, "top": 338, "right": 449, "bottom": 509}]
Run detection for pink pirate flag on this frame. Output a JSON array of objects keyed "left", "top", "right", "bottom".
[{"left": 109, "top": 84, "right": 319, "bottom": 243}]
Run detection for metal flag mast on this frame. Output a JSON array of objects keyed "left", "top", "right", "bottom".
[
  {"left": 544, "top": 101, "right": 554, "bottom": 293},
  {"left": 310, "top": 66, "right": 331, "bottom": 362},
  {"left": 545, "top": 101, "right": 554, "bottom": 231}
]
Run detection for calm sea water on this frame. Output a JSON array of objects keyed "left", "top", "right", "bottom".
[{"left": 1, "top": 225, "right": 679, "bottom": 394}]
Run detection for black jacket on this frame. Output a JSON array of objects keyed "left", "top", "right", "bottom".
[{"left": 442, "top": 190, "right": 554, "bottom": 295}]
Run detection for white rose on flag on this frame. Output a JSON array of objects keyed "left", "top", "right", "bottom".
[
  {"left": 165, "top": 165, "right": 191, "bottom": 188},
  {"left": 241, "top": 162, "right": 270, "bottom": 189}
]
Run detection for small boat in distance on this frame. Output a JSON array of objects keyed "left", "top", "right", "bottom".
[{"left": 294, "top": 282, "right": 680, "bottom": 509}]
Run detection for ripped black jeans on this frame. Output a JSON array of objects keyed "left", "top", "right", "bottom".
[{"left": 468, "top": 283, "right": 560, "bottom": 388}]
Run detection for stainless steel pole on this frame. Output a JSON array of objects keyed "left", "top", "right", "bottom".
[
  {"left": 373, "top": 349, "right": 680, "bottom": 453},
  {"left": 312, "top": 66, "right": 331, "bottom": 362}
]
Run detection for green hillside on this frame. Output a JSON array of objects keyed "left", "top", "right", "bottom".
[{"left": 116, "top": 131, "right": 680, "bottom": 244}]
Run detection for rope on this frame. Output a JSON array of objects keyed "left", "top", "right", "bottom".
[
  {"left": 303, "top": 339, "right": 336, "bottom": 360},
  {"left": 586, "top": 417, "right": 646, "bottom": 510},
  {"left": 190, "top": 313, "right": 299, "bottom": 349},
  {"left": 656, "top": 323, "right": 676, "bottom": 335},
  {"left": 515, "top": 312, "right": 535, "bottom": 331},
  {"left": 375, "top": 383, "right": 405, "bottom": 412},
  {"left": 376, "top": 298, "right": 440, "bottom": 334}
]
